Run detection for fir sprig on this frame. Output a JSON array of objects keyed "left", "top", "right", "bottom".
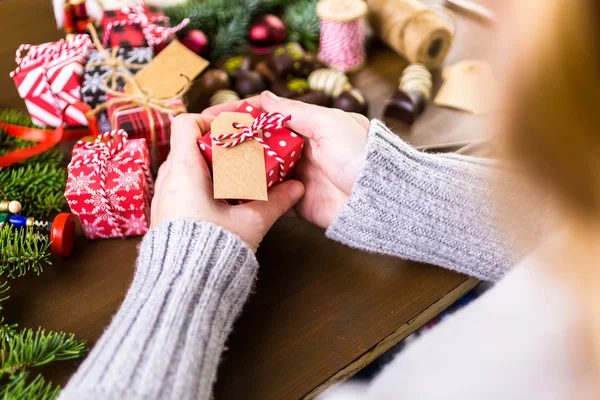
[
  {"left": 1, "top": 371, "right": 60, "bottom": 400},
  {"left": 285, "top": 0, "right": 320, "bottom": 50},
  {"left": 0, "top": 225, "right": 51, "bottom": 278},
  {"left": 164, "top": 0, "right": 318, "bottom": 60},
  {"left": 0, "top": 164, "right": 68, "bottom": 220}
]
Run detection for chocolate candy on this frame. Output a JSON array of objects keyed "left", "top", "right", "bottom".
[
  {"left": 217, "top": 55, "right": 253, "bottom": 77},
  {"left": 270, "top": 78, "right": 310, "bottom": 98},
  {"left": 293, "top": 90, "right": 331, "bottom": 107},
  {"left": 209, "top": 89, "right": 240, "bottom": 106},
  {"left": 234, "top": 70, "right": 267, "bottom": 98},
  {"left": 308, "top": 68, "right": 352, "bottom": 98},
  {"left": 265, "top": 43, "right": 305, "bottom": 78},
  {"left": 383, "top": 90, "right": 426, "bottom": 125},
  {"left": 333, "top": 88, "right": 368, "bottom": 115},
  {"left": 197, "top": 69, "right": 231, "bottom": 99}
]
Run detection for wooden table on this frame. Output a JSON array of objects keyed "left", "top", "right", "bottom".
[{"left": 0, "top": 1, "right": 492, "bottom": 398}]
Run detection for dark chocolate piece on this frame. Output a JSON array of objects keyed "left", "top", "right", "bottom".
[
  {"left": 270, "top": 78, "right": 310, "bottom": 98},
  {"left": 217, "top": 55, "right": 253, "bottom": 77},
  {"left": 265, "top": 43, "right": 305, "bottom": 78},
  {"left": 333, "top": 88, "right": 369, "bottom": 116},
  {"left": 197, "top": 69, "right": 231, "bottom": 99},
  {"left": 293, "top": 90, "right": 331, "bottom": 107},
  {"left": 383, "top": 90, "right": 426, "bottom": 125},
  {"left": 234, "top": 70, "right": 267, "bottom": 98}
]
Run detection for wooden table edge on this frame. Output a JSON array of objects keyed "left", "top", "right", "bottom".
[{"left": 303, "top": 277, "right": 480, "bottom": 399}]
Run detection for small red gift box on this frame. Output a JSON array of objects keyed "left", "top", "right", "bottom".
[
  {"left": 198, "top": 102, "right": 304, "bottom": 192},
  {"left": 101, "top": 4, "right": 184, "bottom": 51},
  {"left": 106, "top": 95, "right": 186, "bottom": 172},
  {"left": 65, "top": 131, "right": 153, "bottom": 239},
  {"left": 10, "top": 34, "right": 93, "bottom": 127}
]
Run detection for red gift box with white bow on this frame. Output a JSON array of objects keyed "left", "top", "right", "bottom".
[
  {"left": 198, "top": 102, "right": 304, "bottom": 193},
  {"left": 10, "top": 34, "right": 93, "bottom": 127},
  {"left": 65, "top": 131, "right": 153, "bottom": 239}
]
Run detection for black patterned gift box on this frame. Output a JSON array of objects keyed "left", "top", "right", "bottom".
[{"left": 81, "top": 47, "right": 153, "bottom": 132}]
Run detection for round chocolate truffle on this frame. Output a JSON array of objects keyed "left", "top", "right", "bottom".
[
  {"left": 293, "top": 90, "right": 331, "bottom": 107},
  {"left": 270, "top": 78, "right": 310, "bottom": 98},
  {"left": 197, "top": 69, "right": 231, "bottom": 99},
  {"left": 234, "top": 70, "right": 267, "bottom": 98},
  {"left": 333, "top": 88, "right": 369, "bottom": 115},
  {"left": 265, "top": 43, "right": 305, "bottom": 77},
  {"left": 383, "top": 90, "right": 426, "bottom": 125},
  {"left": 217, "top": 55, "right": 253, "bottom": 77}
]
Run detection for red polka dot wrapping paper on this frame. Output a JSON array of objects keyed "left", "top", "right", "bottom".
[
  {"left": 198, "top": 101, "right": 304, "bottom": 200},
  {"left": 65, "top": 138, "right": 152, "bottom": 239}
]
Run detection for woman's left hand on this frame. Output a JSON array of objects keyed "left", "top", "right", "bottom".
[{"left": 150, "top": 113, "right": 305, "bottom": 252}]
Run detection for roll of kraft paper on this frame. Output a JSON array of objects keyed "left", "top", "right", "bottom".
[{"left": 366, "top": 0, "right": 456, "bottom": 69}]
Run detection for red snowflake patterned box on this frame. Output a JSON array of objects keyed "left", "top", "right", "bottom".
[
  {"left": 198, "top": 102, "right": 304, "bottom": 196},
  {"left": 65, "top": 132, "right": 153, "bottom": 239}
]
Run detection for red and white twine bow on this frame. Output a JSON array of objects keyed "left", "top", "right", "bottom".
[
  {"left": 213, "top": 112, "right": 292, "bottom": 182},
  {"left": 103, "top": 0, "right": 189, "bottom": 48},
  {"left": 73, "top": 130, "right": 153, "bottom": 238}
]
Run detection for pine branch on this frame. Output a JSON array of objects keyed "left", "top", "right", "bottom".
[
  {"left": 0, "top": 281, "right": 16, "bottom": 344},
  {"left": 0, "top": 328, "right": 86, "bottom": 375},
  {"left": 0, "top": 225, "right": 51, "bottom": 278},
  {"left": 285, "top": 0, "right": 320, "bottom": 51},
  {"left": 0, "top": 163, "right": 68, "bottom": 220},
  {"left": 0, "top": 371, "right": 60, "bottom": 400}
]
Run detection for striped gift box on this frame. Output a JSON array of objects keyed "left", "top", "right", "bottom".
[{"left": 10, "top": 34, "right": 93, "bottom": 128}]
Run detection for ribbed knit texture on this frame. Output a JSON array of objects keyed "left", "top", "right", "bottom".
[
  {"left": 327, "top": 120, "right": 516, "bottom": 281},
  {"left": 59, "top": 220, "right": 258, "bottom": 400}
]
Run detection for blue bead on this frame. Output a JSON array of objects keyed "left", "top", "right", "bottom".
[{"left": 8, "top": 215, "right": 28, "bottom": 228}]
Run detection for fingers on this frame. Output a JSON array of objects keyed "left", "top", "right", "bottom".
[
  {"left": 200, "top": 96, "right": 262, "bottom": 116},
  {"left": 349, "top": 112, "right": 371, "bottom": 134},
  {"left": 259, "top": 91, "right": 330, "bottom": 138},
  {"left": 236, "top": 179, "right": 305, "bottom": 229},
  {"left": 169, "top": 113, "right": 212, "bottom": 163}
]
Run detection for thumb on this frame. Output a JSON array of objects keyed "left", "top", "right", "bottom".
[
  {"left": 239, "top": 179, "right": 305, "bottom": 228},
  {"left": 260, "top": 91, "right": 323, "bottom": 138}
]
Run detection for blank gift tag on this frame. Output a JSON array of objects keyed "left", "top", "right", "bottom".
[
  {"left": 434, "top": 60, "right": 498, "bottom": 115},
  {"left": 211, "top": 112, "right": 268, "bottom": 201},
  {"left": 125, "top": 40, "right": 209, "bottom": 98}
]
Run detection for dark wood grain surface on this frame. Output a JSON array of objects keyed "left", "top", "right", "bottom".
[{"left": 0, "top": 1, "right": 491, "bottom": 398}]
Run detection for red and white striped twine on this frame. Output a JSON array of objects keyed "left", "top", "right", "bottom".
[
  {"left": 318, "top": 18, "right": 365, "bottom": 72},
  {"left": 74, "top": 130, "right": 154, "bottom": 238},
  {"left": 212, "top": 112, "right": 291, "bottom": 182},
  {"left": 102, "top": 0, "right": 189, "bottom": 48}
]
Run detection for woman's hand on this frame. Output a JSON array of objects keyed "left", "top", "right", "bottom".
[
  {"left": 260, "top": 91, "right": 370, "bottom": 228},
  {"left": 202, "top": 92, "right": 370, "bottom": 228},
  {"left": 150, "top": 113, "right": 305, "bottom": 252}
]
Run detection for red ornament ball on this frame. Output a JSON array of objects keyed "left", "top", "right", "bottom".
[
  {"left": 248, "top": 14, "right": 287, "bottom": 54},
  {"left": 179, "top": 29, "right": 209, "bottom": 56}
]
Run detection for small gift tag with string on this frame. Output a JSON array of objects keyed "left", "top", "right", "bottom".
[{"left": 210, "top": 112, "right": 268, "bottom": 201}]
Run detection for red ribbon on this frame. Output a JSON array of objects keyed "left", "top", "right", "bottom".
[{"left": 0, "top": 102, "right": 98, "bottom": 168}]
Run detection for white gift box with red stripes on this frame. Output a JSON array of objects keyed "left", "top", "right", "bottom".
[{"left": 10, "top": 35, "right": 93, "bottom": 128}]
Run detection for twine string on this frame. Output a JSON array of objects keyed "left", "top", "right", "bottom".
[
  {"left": 212, "top": 112, "right": 291, "bottom": 182},
  {"left": 319, "top": 18, "right": 366, "bottom": 72},
  {"left": 399, "top": 6, "right": 457, "bottom": 47},
  {"left": 87, "top": 23, "right": 146, "bottom": 91}
]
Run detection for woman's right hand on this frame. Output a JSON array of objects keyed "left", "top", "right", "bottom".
[{"left": 259, "top": 91, "right": 370, "bottom": 228}]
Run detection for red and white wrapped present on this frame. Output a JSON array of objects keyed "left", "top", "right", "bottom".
[
  {"left": 65, "top": 130, "right": 154, "bottom": 239},
  {"left": 10, "top": 34, "right": 93, "bottom": 127},
  {"left": 198, "top": 102, "right": 304, "bottom": 194},
  {"left": 101, "top": 1, "right": 189, "bottom": 50}
]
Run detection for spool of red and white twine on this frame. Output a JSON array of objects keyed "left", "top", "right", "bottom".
[{"left": 316, "top": 0, "right": 368, "bottom": 72}]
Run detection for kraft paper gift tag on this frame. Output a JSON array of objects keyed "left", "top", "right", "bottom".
[
  {"left": 211, "top": 112, "right": 268, "bottom": 201},
  {"left": 125, "top": 40, "right": 209, "bottom": 98},
  {"left": 434, "top": 59, "right": 498, "bottom": 115}
]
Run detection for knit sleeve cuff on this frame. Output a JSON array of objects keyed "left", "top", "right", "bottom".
[
  {"left": 326, "top": 120, "right": 513, "bottom": 281},
  {"left": 60, "top": 220, "right": 258, "bottom": 400}
]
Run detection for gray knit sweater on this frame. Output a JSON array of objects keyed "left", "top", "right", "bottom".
[{"left": 59, "top": 120, "right": 513, "bottom": 400}]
